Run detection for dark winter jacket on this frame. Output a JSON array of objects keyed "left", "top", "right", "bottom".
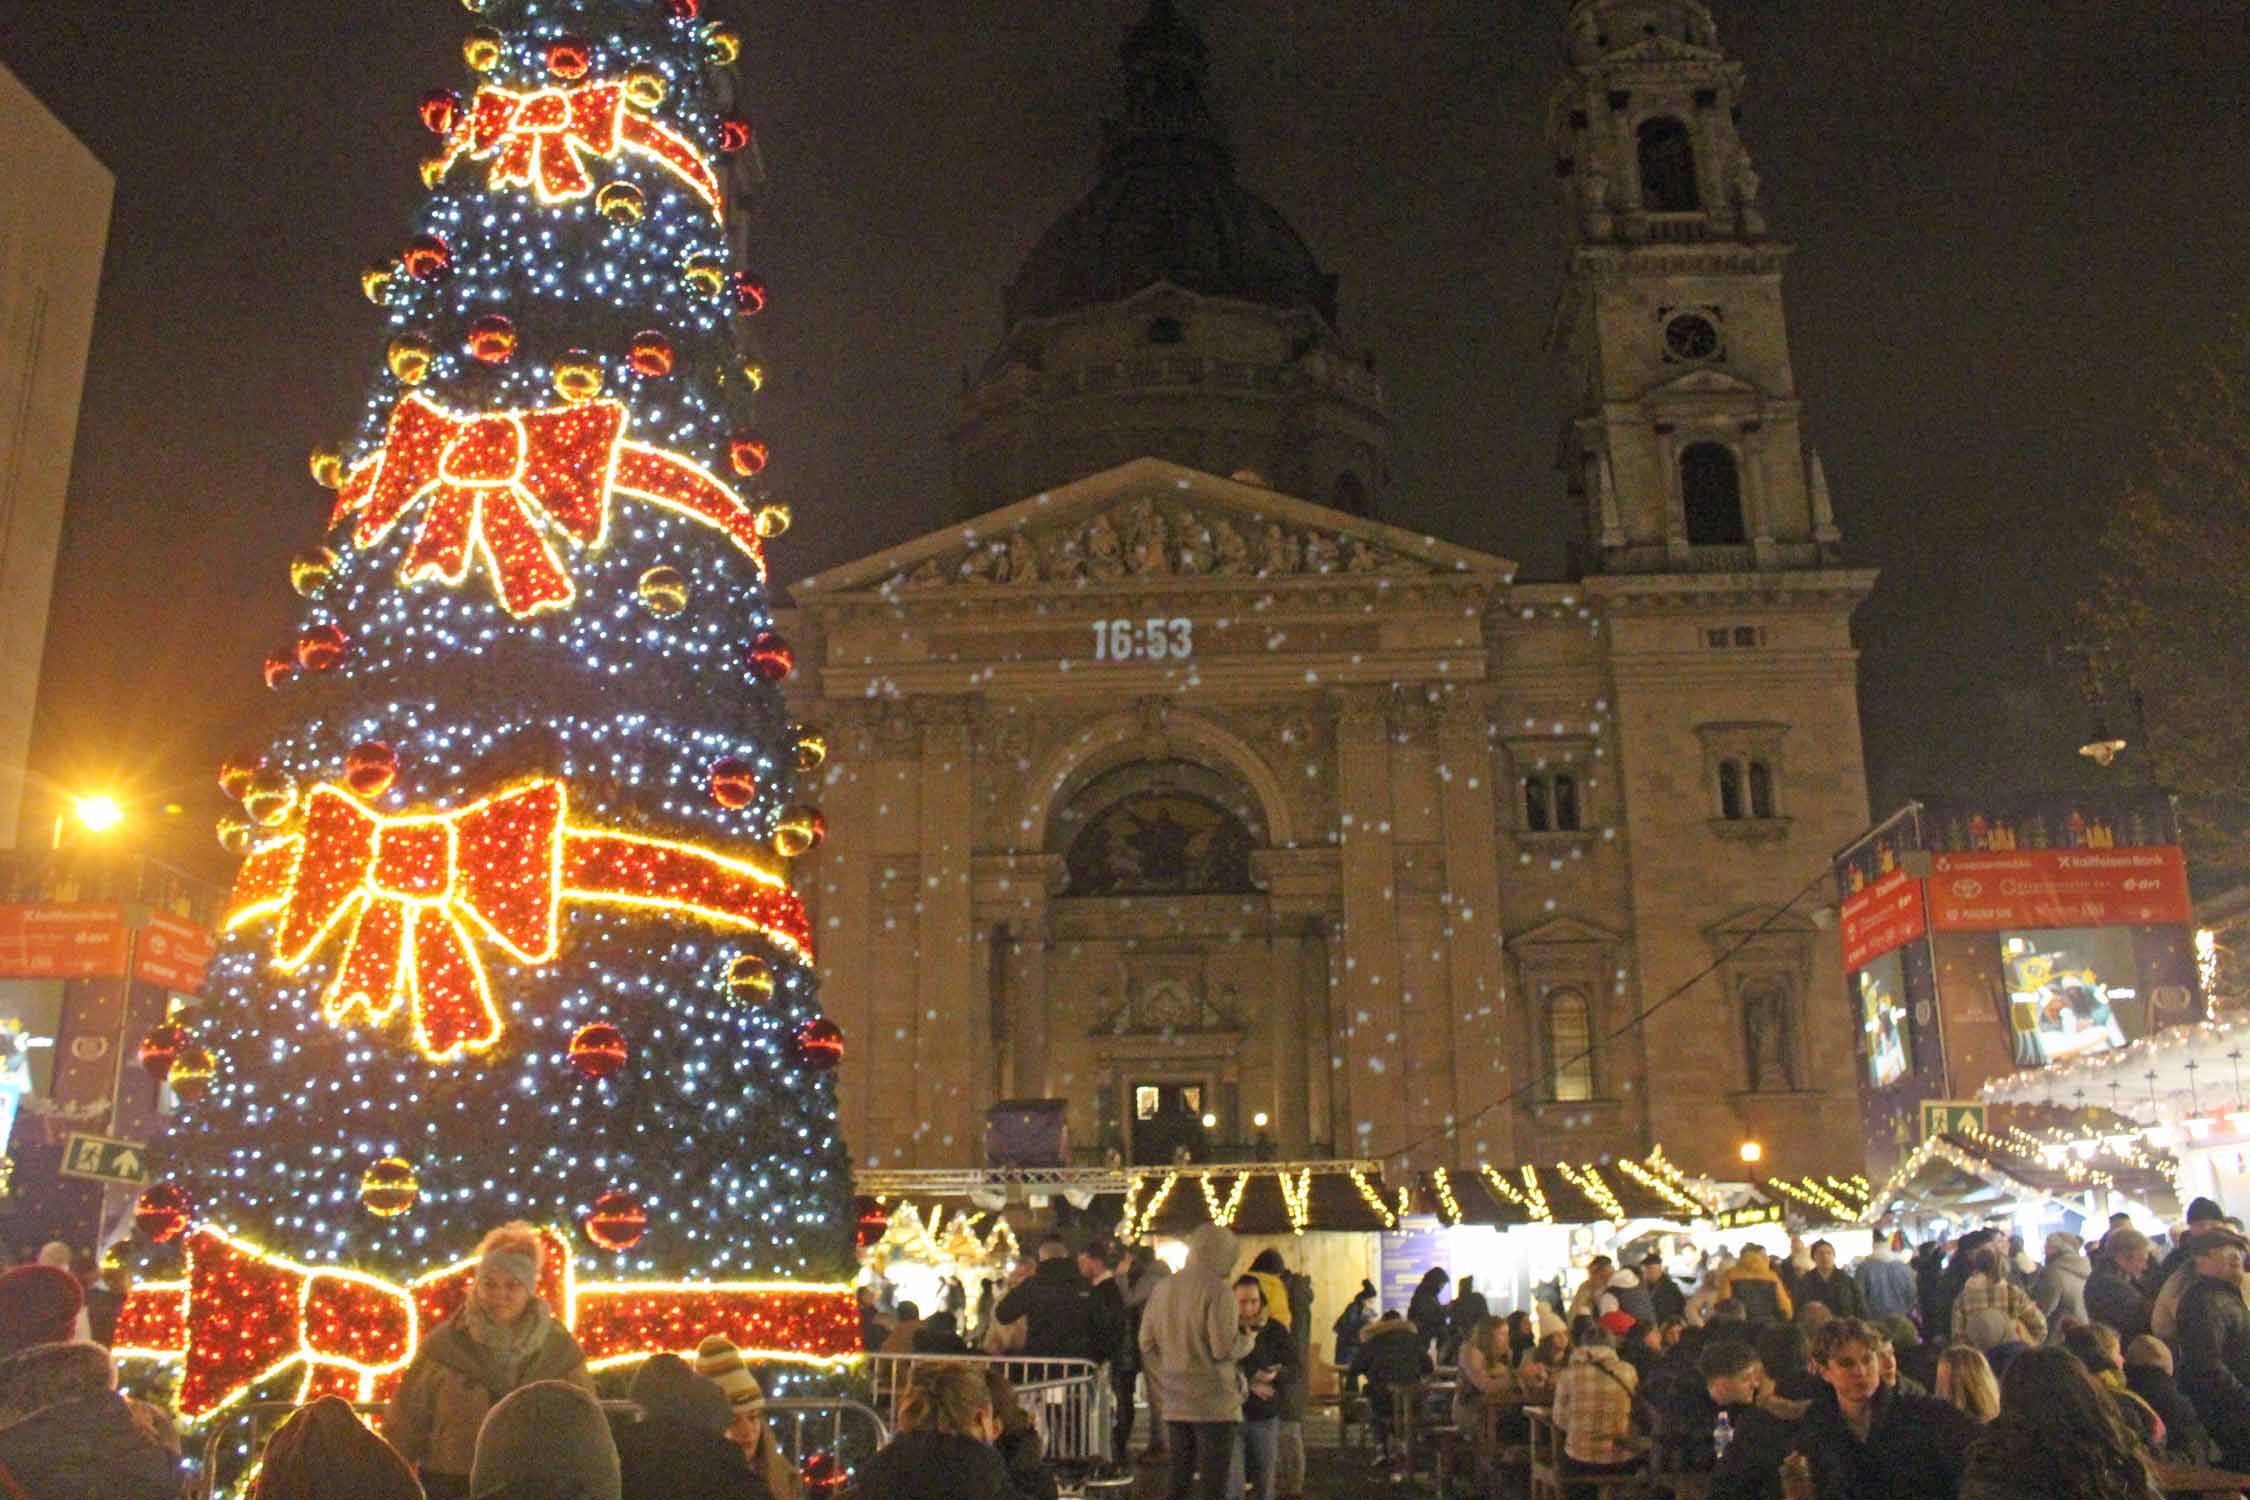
[
  {"left": 1086, "top": 1275, "right": 1128, "bottom": 1366},
  {"left": 1707, "top": 1399, "right": 1812, "bottom": 1499},
  {"left": 994, "top": 1258, "right": 1095, "bottom": 1362},
  {"left": 2126, "top": 1360, "right": 2219, "bottom": 1467},
  {"left": 1784, "top": 1385, "right": 1978, "bottom": 1500},
  {"left": 2085, "top": 1258, "right": 2155, "bottom": 1342},
  {"left": 1407, "top": 1273, "right": 1450, "bottom": 1355},
  {"left": 1645, "top": 1269, "right": 1689, "bottom": 1324},
  {"left": 995, "top": 1421, "right": 1058, "bottom": 1500},
  {"left": 0, "top": 1389, "right": 181, "bottom": 1500},
  {"left": 911, "top": 1315, "right": 972, "bottom": 1355},
  {"left": 1350, "top": 1315, "right": 1435, "bottom": 1392},
  {"left": 1240, "top": 1316, "right": 1300, "bottom": 1423},
  {"left": 1602, "top": 1270, "right": 1659, "bottom": 1327},
  {"left": 1795, "top": 1267, "right": 1864, "bottom": 1320},
  {"left": 845, "top": 1430, "right": 1014, "bottom": 1500},
  {"left": 614, "top": 1413, "right": 772, "bottom": 1500},
  {"left": 1332, "top": 1288, "right": 1375, "bottom": 1366},
  {"left": 2175, "top": 1271, "right": 2250, "bottom": 1469}
]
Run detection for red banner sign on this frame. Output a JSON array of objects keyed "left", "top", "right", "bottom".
[
  {"left": 0, "top": 905, "right": 130, "bottom": 979},
  {"left": 1840, "top": 867, "right": 1928, "bottom": 971},
  {"left": 0, "top": 905, "right": 216, "bottom": 992},
  {"left": 1925, "top": 846, "right": 2192, "bottom": 931}
]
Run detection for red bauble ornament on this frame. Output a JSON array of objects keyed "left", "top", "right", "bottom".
[
  {"left": 731, "top": 271, "right": 768, "bottom": 316},
  {"left": 802, "top": 1453, "right": 848, "bottom": 1494},
  {"left": 401, "top": 234, "right": 452, "bottom": 281},
  {"left": 568, "top": 1022, "right": 629, "bottom": 1081},
  {"left": 665, "top": 0, "right": 701, "bottom": 19},
  {"left": 297, "top": 624, "right": 348, "bottom": 672},
  {"left": 468, "top": 314, "right": 519, "bottom": 364},
  {"left": 747, "top": 630, "right": 794, "bottom": 683},
  {"left": 717, "top": 114, "right": 753, "bottom": 154},
  {"left": 263, "top": 649, "right": 297, "bottom": 690},
  {"left": 792, "top": 1017, "right": 844, "bottom": 1072},
  {"left": 727, "top": 431, "right": 769, "bottom": 478},
  {"left": 135, "top": 1183, "right": 191, "bottom": 1244},
  {"left": 419, "top": 89, "right": 461, "bottom": 135},
  {"left": 344, "top": 741, "right": 399, "bottom": 798},
  {"left": 709, "top": 758, "right": 758, "bottom": 809},
  {"left": 627, "top": 331, "right": 675, "bottom": 377},
  {"left": 853, "top": 1196, "right": 889, "bottom": 1251},
  {"left": 217, "top": 754, "right": 260, "bottom": 802},
  {"left": 139, "top": 1022, "right": 189, "bottom": 1080},
  {"left": 547, "top": 35, "right": 593, "bottom": 79},
  {"left": 585, "top": 1189, "right": 648, "bottom": 1250}
]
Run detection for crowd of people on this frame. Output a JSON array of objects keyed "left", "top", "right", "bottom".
[{"left": 1373, "top": 1198, "right": 2250, "bottom": 1499}]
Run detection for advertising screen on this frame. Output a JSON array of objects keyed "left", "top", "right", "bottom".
[
  {"left": 1999, "top": 926, "right": 2150, "bottom": 1066},
  {"left": 1856, "top": 948, "right": 1912, "bottom": 1089}
]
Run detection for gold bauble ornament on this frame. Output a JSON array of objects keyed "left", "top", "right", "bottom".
[
  {"left": 683, "top": 253, "right": 726, "bottom": 298},
  {"left": 726, "top": 953, "right": 775, "bottom": 1004},
  {"left": 216, "top": 815, "right": 254, "bottom": 856},
  {"left": 637, "top": 566, "right": 690, "bottom": 617},
  {"left": 464, "top": 27, "right": 505, "bottom": 71},
  {"left": 419, "top": 153, "right": 453, "bottom": 190},
  {"left": 624, "top": 67, "right": 668, "bottom": 108},
  {"left": 702, "top": 22, "right": 741, "bottom": 65},
  {"left": 754, "top": 503, "right": 793, "bottom": 540},
  {"left": 387, "top": 332, "right": 436, "bottom": 384},
  {"left": 360, "top": 261, "right": 398, "bottom": 306},
  {"left": 168, "top": 1046, "right": 217, "bottom": 1103},
  {"left": 793, "top": 727, "right": 828, "bottom": 774},
  {"left": 308, "top": 448, "right": 344, "bottom": 489},
  {"left": 361, "top": 1157, "right": 420, "bottom": 1217},
  {"left": 596, "top": 181, "right": 646, "bottom": 225},
  {"left": 243, "top": 769, "right": 299, "bottom": 828},
  {"left": 772, "top": 805, "right": 825, "bottom": 859},
  {"left": 290, "top": 546, "right": 339, "bottom": 597},
  {"left": 553, "top": 351, "right": 604, "bottom": 402}
]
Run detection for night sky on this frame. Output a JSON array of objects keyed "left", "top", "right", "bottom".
[{"left": 4, "top": 0, "right": 2245, "bottom": 876}]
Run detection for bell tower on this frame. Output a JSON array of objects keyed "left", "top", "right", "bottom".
[{"left": 1549, "top": 0, "right": 1841, "bottom": 574}]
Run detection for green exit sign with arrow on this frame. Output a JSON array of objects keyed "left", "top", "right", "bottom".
[
  {"left": 1919, "top": 1101, "right": 1986, "bottom": 1141},
  {"left": 59, "top": 1132, "right": 150, "bottom": 1188}
]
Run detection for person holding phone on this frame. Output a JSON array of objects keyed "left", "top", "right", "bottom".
[{"left": 1232, "top": 1275, "right": 1299, "bottom": 1500}]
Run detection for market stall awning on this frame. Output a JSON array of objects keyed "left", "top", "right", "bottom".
[{"left": 1863, "top": 1103, "right": 2180, "bottom": 1225}]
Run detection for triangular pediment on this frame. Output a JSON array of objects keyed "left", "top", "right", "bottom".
[
  {"left": 790, "top": 458, "right": 1513, "bottom": 599},
  {"left": 1506, "top": 915, "right": 1625, "bottom": 951},
  {"left": 1648, "top": 367, "right": 1760, "bottom": 399},
  {"left": 1702, "top": 906, "right": 1820, "bottom": 943}
]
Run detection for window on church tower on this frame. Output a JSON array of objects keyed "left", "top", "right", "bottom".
[
  {"left": 1681, "top": 442, "right": 1747, "bottom": 546},
  {"left": 1525, "top": 773, "right": 1582, "bottom": 833},
  {"left": 1718, "top": 759, "right": 1745, "bottom": 820},
  {"left": 1545, "top": 989, "right": 1596, "bottom": 1102},
  {"left": 1748, "top": 760, "right": 1776, "bottom": 819},
  {"left": 1637, "top": 117, "right": 1701, "bottom": 212}
]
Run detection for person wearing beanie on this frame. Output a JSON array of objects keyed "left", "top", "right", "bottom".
[
  {"left": 613, "top": 1353, "right": 768, "bottom": 1500},
  {"left": 252, "top": 1394, "right": 424, "bottom": 1500},
  {"left": 386, "top": 1223, "right": 594, "bottom": 1500},
  {"left": 469, "top": 1380, "right": 619, "bottom": 1500},
  {"left": 0, "top": 1264, "right": 85, "bottom": 1356},
  {"left": 0, "top": 1341, "right": 178, "bottom": 1500},
  {"left": 696, "top": 1335, "right": 800, "bottom": 1498}
]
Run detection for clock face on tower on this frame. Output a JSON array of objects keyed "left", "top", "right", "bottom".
[{"left": 1664, "top": 312, "right": 1721, "bottom": 363}]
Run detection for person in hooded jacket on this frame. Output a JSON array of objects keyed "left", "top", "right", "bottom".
[
  {"left": 251, "top": 1394, "right": 425, "bottom": 1500},
  {"left": 1246, "top": 1249, "right": 1313, "bottom": 1500},
  {"left": 469, "top": 1379, "right": 621, "bottom": 1500},
  {"left": 2122, "top": 1334, "right": 2219, "bottom": 1468},
  {"left": 1350, "top": 1309, "right": 1435, "bottom": 1465},
  {"left": 613, "top": 1353, "right": 770, "bottom": 1500},
  {"left": 1230, "top": 1275, "right": 1299, "bottom": 1500},
  {"left": 1713, "top": 1246, "right": 1793, "bottom": 1325},
  {"left": 0, "top": 1341, "right": 181, "bottom": 1500},
  {"left": 1853, "top": 1238, "right": 1919, "bottom": 1325},
  {"left": 387, "top": 1223, "right": 595, "bottom": 1500},
  {"left": 2033, "top": 1232, "right": 2093, "bottom": 1338},
  {"left": 1331, "top": 1279, "right": 1375, "bottom": 1392},
  {"left": 1138, "top": 1224, "right": 1256, "bottom": 1500},
  {"left": 1406, "top": 1267, "right": 1450, "bottom": 1357}
]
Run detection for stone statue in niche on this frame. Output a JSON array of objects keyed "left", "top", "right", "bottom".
[
  {"left": 1259, "top": 523, "right": 1300, "bottom": 576},
  {"left": 1176, "top": 516, "right": 1214, "bottom": 575},
  {"left": 1085, "top": 515, "right": 1125, "bottom": 580},
  {"left": 1212, "top": 519, "right": 1251, "bottom": 575},
  {"left": 1740, "top": 974, "right": 1798, "bottom": 1091},
  {"left": 1126, "top": 502, "right": 1170, "bottom": 576}
]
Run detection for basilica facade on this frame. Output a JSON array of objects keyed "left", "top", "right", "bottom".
[{"left": 780, "top": 0, "right": 1876, "bottom": 1182}]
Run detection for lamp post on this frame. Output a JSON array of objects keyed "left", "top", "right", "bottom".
[{"left": 2052, "top": 639, "right": 2145, "bottom": 770}]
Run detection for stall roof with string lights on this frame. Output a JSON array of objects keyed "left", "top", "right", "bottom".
[
  {"left": 1980, "top": 1011, "right": 2250, "bottom": 1143},
  {"left": 1861, "top": 1103, "right": 2180, "bottom": 1226}
]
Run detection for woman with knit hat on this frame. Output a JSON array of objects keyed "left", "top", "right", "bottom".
[
  {"left": 469, "top": 1380, "right": 619, "bottom": 1500},
  {"left": 385, "top": 1223, "right": 594, "bottom": 1500},
  {"left": 696, "top": 1335, "right": 801, "bottom": 1498}
]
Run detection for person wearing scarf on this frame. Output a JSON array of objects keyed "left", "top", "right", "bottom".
[{"left": 386, "top": 1223, "right": 595, "bottom": 1500}]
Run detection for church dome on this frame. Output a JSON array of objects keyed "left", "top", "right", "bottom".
[{"left": 1001, "top": 0, "right": 1340, "bottom": 330}]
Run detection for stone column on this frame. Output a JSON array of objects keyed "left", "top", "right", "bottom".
[
  {"left": 915, "top": 699, "right": 977, "bottom": 1164},
  {"left": 1437, "top": 692, "right": 1513, "bottom": 1165},
  {"left": 1331, "top": 686, "right": 1404, "bottom": 1157},
  {"left": 1009, "top": 921, "right": 1050, "bottom": 1099}
]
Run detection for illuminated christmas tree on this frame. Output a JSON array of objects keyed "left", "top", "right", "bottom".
[{"left": 116, "top": 0, "right": 857, "bottom": 1421}]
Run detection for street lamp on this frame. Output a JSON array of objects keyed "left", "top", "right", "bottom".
[{"left": 1737, "top": 1140, "right": 1765, "bottom": 1165}]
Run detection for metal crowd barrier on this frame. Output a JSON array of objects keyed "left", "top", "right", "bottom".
[
  {"left": 190, "top": 1396, "right": 889, "bottom": 1500},
  {"left": 863, "top": 1351, "right": 1115, "bottom": 1465}
]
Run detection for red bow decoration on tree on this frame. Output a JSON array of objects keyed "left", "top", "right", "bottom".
[
  {"left": 228, "top": 776, "right": 813, "bottom": 1063},
  {"left": 113, "top": 1225, "right": 858, "bottom": 1418},
  {"left": 336, "top": 395, "right": 765, "bottom": 617},
  {"left": 272, "top": 780, "right": 564, "bottom": 1061},
  {"left": 443, "top": 82, "right": 722, "bottom": 215}
]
